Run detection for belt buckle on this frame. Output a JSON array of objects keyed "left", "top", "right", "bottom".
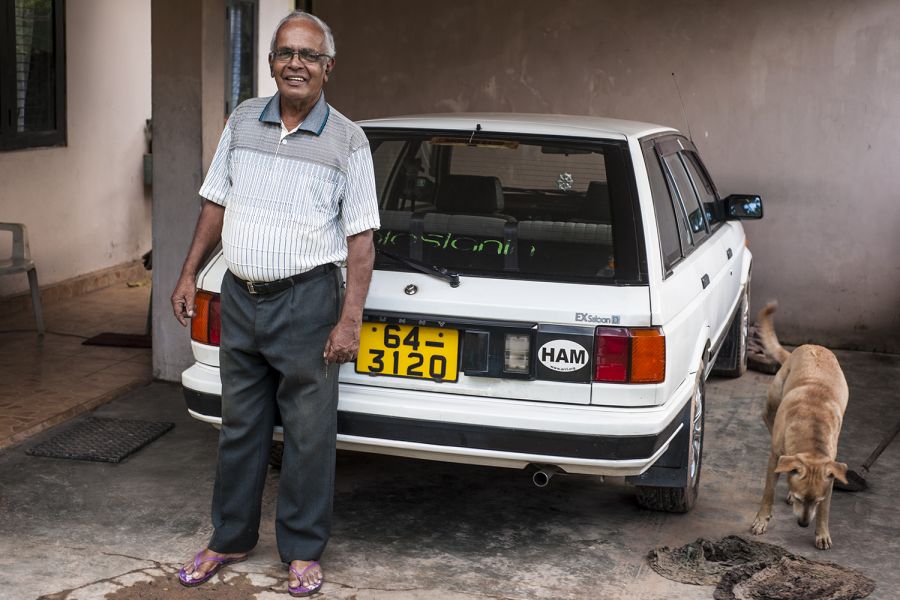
[{"left": 245, "top": 280, "right": 258, "bottom": 295}]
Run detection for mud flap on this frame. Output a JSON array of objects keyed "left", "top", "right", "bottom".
[{"left": 625, "top": 400, "right": 691, "bottom": 488}]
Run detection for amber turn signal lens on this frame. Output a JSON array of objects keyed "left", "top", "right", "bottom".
[
  {"left": 190, "top": 291, "right": 214, "bottom": 344},
  {"left": 630, "top": 328, "right": 665, "bottom": 383}
]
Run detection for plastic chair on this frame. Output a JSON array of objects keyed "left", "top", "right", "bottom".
[{"left": 0, "top": 223, "right": 44, "bottom": 334}]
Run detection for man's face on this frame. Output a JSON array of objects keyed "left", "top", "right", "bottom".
[{"left": 269, "top": 19, "right": 333, "bottom": 108}]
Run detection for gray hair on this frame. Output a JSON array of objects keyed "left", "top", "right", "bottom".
[{"left": 269, "top": 11, "right": 336, "bottom": 57}]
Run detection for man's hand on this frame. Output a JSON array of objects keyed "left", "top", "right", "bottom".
[
  {"left": 171, "top": 200, "right": 225, "bottom": 327},
  {"left": 323, "top": 319, "right": 360, "bottom": 364},
  {"left": 171, "top": 274, "right": 197, "bottom": 327},
  {"left": 323, "top": 230, "right": 375, "bottom": 364}
]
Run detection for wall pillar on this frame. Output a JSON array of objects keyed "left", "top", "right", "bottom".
[{"left": 151, "top": 0, "right": 225, "bottom": 381}]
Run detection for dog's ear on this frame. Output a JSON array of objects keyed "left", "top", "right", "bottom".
[
  {"left": 827, "top": 461, "right": 849, "bottom": 484},
  {"left": 775, "top": 455, "right": 804, "bottom": 476}
]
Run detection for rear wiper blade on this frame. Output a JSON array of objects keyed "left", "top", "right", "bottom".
[{"left": 376, "top": 248, "right": 460, "bottom": 288}]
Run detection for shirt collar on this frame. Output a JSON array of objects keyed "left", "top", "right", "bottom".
[{"left": 258, "top": 92, "right": 330, "bottom": 136}]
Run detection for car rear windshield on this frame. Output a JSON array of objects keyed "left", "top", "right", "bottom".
[{"left": 365, "top": 129, "right": 645, "bottom": 284}]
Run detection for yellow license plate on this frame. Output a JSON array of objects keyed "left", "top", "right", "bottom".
[{"left": 356, "top": 323, "right": 459, "bottom": 382}]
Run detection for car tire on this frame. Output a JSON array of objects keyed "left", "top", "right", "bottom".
[
  {"left": 635, "top": 366, "right": 705, "bottom": 513},
  {"left": 712, "top": 286, "right": 749, "bottom": 378},
  {"left": 269, "top": 441, "right": 284, "bottom": 470}
]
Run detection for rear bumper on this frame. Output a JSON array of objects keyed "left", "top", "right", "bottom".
[{"left": 182, "top": 363, "right": 693, "bottom": 476}]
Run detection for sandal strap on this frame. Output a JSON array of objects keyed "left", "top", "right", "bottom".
[
  {"left": 289, "top": 561, "right": 321, "bottom": 580},
  {"left": 193, "top": 550, "right": 238, "bottom": 569}
]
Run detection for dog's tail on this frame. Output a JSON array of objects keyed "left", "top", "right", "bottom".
[{"left": 757, "top": 302, "right": 791, "bottom": 365}]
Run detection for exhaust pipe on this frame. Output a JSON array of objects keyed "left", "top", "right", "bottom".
[{"left": 529, "top": 464, "right": 560, "bottom": 488}]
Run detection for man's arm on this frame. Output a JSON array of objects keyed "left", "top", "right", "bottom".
[
  {"left": 323, "top": 229, "right": 375, "bottom": 363},
  {"left": 171, "top": 200, "right": 225, "bottom": 326}
]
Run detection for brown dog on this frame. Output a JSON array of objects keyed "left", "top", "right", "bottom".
[{"left": 749, "top": 302, "right": 849, "bottom": 549}]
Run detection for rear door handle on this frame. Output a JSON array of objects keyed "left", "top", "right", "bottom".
[
  {"left": 701, "top": 274, "right": 710, "bottom": 289},
  {"left": 726, "top": 248, "right": 733, "bottom": 260}
]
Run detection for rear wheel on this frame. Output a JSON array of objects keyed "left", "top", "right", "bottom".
[
  {"left": 635, "top": 367, "right": 705, "bottom": 513},
  {"left": 713, "top": 286, "right": 749, "bottom": 378}
]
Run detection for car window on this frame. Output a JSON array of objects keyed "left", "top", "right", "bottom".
[
  {"left": 368, "top": 131, "right": 642, "bottom": 284},
  {"left": 642, "top": 143, "right": 683, "bottom": 272},
  {"left": 682, "top": 152, "right": 721, "bottom": 229},
  {"left": 450, "top": 142, "right": 606, "bottom": 193},
  {"left": 663, "top": 153, "right": 709, "bottom": 245},
  {"left": 370, "top": 140, "right": 406, "bottom": 201}
]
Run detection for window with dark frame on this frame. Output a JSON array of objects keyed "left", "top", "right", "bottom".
[
  {"left": 0, "top": 0, "right": 66, "bottom": 151},
  {"left": 225, "top": 0, "right": 257, "bottom": 116},
  {"left": 368, "top": 132, "right": 641, "bottom": 284},
  {"left": 681, "top": 151, "right": 722, "bottom": 228},
  {"left": 642, "top": 143, "right": 683, "bottom": 273},
  {"left": 663, "top": 152, "right": 710, "bottom": 244}
]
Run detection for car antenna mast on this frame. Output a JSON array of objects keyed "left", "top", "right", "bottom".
[
  {"left": 671, "top": 72, "right": 693, "bottom": 143},
  {"left": 468, "top": 123, "right": 482, "bottom": 145}
]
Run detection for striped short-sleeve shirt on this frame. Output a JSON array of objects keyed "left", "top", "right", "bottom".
[{"left": 199, "top": 92, "right": 380, "bottom": 282}]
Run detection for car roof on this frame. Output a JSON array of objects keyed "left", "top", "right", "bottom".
[{"left": 357, "top": 112, "right": 678, "bottom": 141}]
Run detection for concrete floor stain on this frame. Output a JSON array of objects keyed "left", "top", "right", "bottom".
[
  {"left": 103, "top": 573, "right": 270, "bottom": 600},
  {"left": 38, "top": 571, "right": 276, "bottom": 600}
]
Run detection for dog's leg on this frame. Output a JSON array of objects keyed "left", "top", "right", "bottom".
[
  {"left": 815, "top": 480, "right": 835, "bottom": 550},
  {"left": 763, "top": 365, "right": 788, "bottom": 434},
  {"left": 751, "top": 452, "right": 780, "bottom": 535}
]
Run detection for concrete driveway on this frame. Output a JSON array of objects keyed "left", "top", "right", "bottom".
[{"left": 2, "top": 350, "right": 898, "bottom": 599}]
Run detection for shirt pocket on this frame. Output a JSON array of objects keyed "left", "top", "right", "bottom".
[{"left": 291, "top": 171, "right": 342, "bottom": 223}]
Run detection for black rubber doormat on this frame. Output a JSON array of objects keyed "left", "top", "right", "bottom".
[
  {"left": 82, "top": 332, "right": 151, "bottom": 348},
  {"left": 26, "top": 417, "right": 174, "bottom": 463}
]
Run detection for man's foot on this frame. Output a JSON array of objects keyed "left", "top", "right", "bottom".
[
  {"left": 288, "top": 560, "right": 323, "bottom": 597},
  {"left": 177, "top": 548, "right": 248, "bottom": 587}
]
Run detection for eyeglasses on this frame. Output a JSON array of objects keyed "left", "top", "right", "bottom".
[{"left": 271, "top": 47, "right": 332, "bottom": 64}]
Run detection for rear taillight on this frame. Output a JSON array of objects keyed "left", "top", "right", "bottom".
[
  {"left": 190, "top": 291, "right": 221, "bottom": 346},
  {"left": 593, "top": 327, "right": 665, "bottom": 383}
]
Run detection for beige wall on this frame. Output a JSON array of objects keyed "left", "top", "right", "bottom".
[
  {"left": 0, "top": 0, "right": 152, "bottom": 297},
  {"left": 257, "top": 0, "right": 295, "bottom": 98},
  {"left": 318, "top": 0, "right": 900, "bottom": 352}
]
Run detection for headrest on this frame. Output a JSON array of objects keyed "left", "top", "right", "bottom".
[
  {"left": 435, "top": 175, "right": 504, "bottom": 214},
  {"left": 583, "top": 181, "right": 612, "bottom": 223}
]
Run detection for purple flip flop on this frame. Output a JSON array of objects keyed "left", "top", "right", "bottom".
[
  {"left": 177, "top": 550, "right": 247, "bottom": 587},
  {"left": 288, "top": 561, "right": 323, "bottom": 597}
]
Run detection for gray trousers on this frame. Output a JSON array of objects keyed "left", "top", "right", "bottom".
[{"left": 209, "top": 267, "right": 342, "bottom": 562}]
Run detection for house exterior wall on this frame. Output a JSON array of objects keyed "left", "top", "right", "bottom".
[
  {"left": 151, "top": 0, "right": 225, "bottom": 382},
  {"left": 0, "top": 0, "right": 152, "bottom": 297},
  {"left": 257, "top": 0, "right": 295, "bottom": 98},
  {"left": 317, "top": 0, "right": 900, "bottom": 352}
]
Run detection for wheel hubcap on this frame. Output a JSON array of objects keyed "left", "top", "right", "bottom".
[
  {"left": 689, "top": 383, "right": 704, "bottom": 483},
  {"left": 739, "top": 296, "right": 749, "bottom": 365}
]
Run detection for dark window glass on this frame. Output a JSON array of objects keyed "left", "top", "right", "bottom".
[
  {"left": 368, "top": 131, "right": 643, "bottom": 284},
  {"left": 664, "top": 153, "right": 709, "bottom": 244},
  {"left": 642, "top": 143, "right": 682, "bottom": 272},
  {"left": 0, "top": 0, "right": 66, "bottom": 150},
  {"left": 682, "top": 152, "right": 721, "bottom": 228},
  {"left": 225, "top": 0, "right": 256, "bottom": 115}
]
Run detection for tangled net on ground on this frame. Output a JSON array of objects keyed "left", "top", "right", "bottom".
[{"left": 648, "top": 535, "right": 875, "bottom": 600}]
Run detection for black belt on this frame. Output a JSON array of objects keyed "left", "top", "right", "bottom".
[{"left": 233, "top": 263, "right": 335, "bottom": 295}]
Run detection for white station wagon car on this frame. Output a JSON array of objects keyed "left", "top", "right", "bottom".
[{"left": 183, "top": 113, "right": 762, "bottom": 512}]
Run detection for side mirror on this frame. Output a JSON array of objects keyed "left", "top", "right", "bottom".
[{"left": 723, "top": 194, "right": 763, "bottom": 220}]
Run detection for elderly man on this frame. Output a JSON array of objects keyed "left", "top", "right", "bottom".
[{"left": 170, "top": 11, "right": 379, "bottom": 596}]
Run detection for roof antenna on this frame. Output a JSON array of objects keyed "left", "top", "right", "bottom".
[
  {"left": 468, "top": 123, "right": 482, "bottom": 145},
  {"left": 671, "top": 72, "right": 693, "bottom": 142}
]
